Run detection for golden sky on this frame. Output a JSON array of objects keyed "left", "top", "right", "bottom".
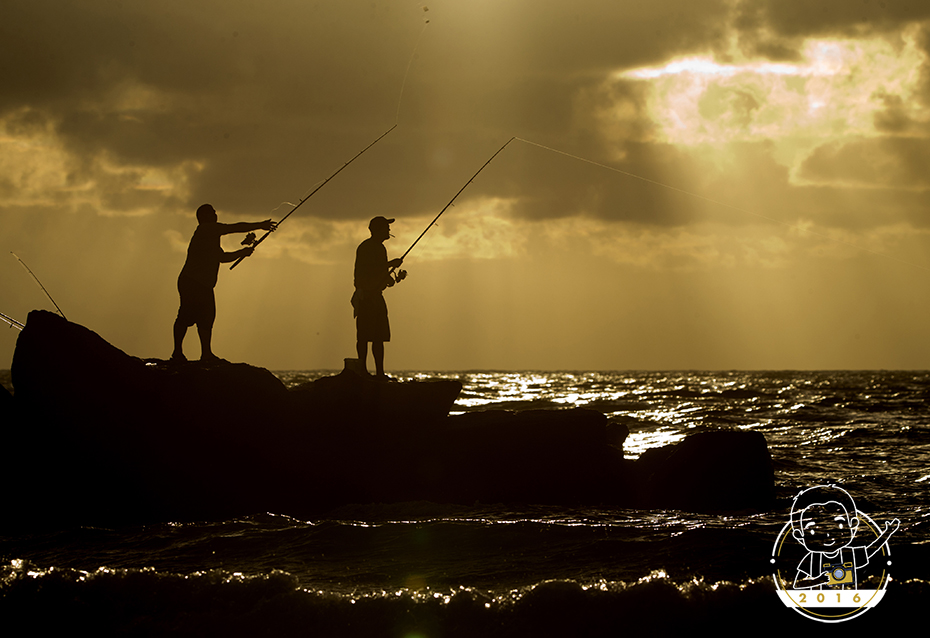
[{"left": 3, "top": 0, "right": 930, "bottom": 370}]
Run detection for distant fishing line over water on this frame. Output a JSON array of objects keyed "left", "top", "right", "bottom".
[
  {"left": 509, "top": 137, "right": 930, "bottom": 273},
  {"left": 377, "top": 132, "right": 929, "bottom": 275}
]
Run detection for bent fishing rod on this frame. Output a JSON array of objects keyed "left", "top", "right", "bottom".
[
  {"left": 11, "top": 252, "right": 67, "bottom": 320},
  {"left": 391, "top": 137, "right": 516, "bottom": 276},
  {"left": 231, "top": 124, "right": 397, "bottom": 270}
]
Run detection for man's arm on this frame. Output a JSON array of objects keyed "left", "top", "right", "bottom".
[
  {"left": 220, "top": 247, "right": 254, "bottom": 263},
  {"left": 382, "top": 257, "right": 404, "bottom": 288},
  {"left": 219, "top": 220, "right": 277, "bottom": 235}
]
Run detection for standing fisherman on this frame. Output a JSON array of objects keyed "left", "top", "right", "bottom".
[
  {"left": 172, "top": 204, "right": 276, "bottom": 363},
  {"left": 352, "top": 216, "right": 404, "bottom": 379}
]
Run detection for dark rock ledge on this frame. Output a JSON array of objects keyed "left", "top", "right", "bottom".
[{"left": 1, "top": 310, "right": 775, "bottom": 528}]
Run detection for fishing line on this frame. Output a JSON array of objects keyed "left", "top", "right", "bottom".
[
  {"left": 11, "top": 252, "right": 67, "bottom": 320},
  {"left": 396, "top": 15, "right": 430, "bottom": 125},
  {"left": 513, "top": 137, "right": 930, "bottom": 273},
  {"left": 277, "top": 12, "right": 428, "bottom": 209}
]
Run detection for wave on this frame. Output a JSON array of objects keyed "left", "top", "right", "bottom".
[{"left": 2, "top": 560, "right": 925, "bottom": 635}]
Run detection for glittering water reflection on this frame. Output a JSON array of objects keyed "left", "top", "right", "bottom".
[{"left": 271, "top": 370, "right": 930, "bottom": 500}]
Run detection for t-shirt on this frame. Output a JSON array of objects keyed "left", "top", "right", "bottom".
[
  {"left": 179, "top": 222, "right": 227, "bottom": 289},
  {"left": 354, "top": 237, "right": 388, "bottom": 293}
]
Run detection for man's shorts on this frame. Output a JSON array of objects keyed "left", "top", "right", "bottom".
[
  {"left": 176, "top": 275, "right": 216, "bottom": 328},
  {"left": 354, "top": 291, "right": 390, "bottom": 343}
]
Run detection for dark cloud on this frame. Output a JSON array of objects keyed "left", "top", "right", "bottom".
[
  {"left": 799, "top": 137, "right": 930, "bottom": 190},
  {"left": 5, "top": 2, "right": 930, "bottom": 371},
  {"left": 734, "top": 0, "right": 930, "bottom": 60},
  {"left": 4, "top": 1, "right": 930, "bottom": 229},
  {"left": 916, "top": 23, "right": 930, "bottom": 109},
  {"left": 0, "top": 1, "right": 739, "bottom": 222},
  {"left": 743, "top": 0, "right": 930, "bottom": 39},
  {"left": 872, "top": 91, "right": 917, "bottom": 133}
]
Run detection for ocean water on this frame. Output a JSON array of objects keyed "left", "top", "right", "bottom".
[{"left": 1, "top": 370, "right": 928, "bottom": 635}]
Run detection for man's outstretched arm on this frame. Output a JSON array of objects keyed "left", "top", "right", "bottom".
[{"left": 219, "top": 220, "right": 277, "bottom": 235}]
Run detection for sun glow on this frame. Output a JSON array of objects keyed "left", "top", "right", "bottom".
[{"left": 617, "top": 32, "right": 928, "bottom": 149}]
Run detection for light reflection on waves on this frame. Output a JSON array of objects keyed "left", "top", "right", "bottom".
[
  {"left": 2, "top": 556, "right": 774, "bottom": 610},
  {"left": 308, "top": 571, "right": 774, "bottom": 605},
  {"left": 272, "top": 370, "right": 930, "bottom": 460},
  {"left": 270, "top": 370, "right": 930, "bottom": 508}
]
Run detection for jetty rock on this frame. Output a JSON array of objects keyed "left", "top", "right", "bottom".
[
  {"left": 3, "top": 310, "right": 776, "bottom": 526},
  {"left": 636, "top": 430, "right": 775, "bottom": 512}
]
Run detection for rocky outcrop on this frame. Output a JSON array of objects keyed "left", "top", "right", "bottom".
[
  {"left": 636, "top": 430, "right": 775, "bottom": 511},
  {"left": 2, "top": 310, "right": 776, "bottom": 528},
  {"left": 437, "top": 408, "right": 629, "bottom": 504}
]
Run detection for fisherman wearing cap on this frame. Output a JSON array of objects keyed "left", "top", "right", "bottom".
[{"left": 352, "top": 216, "right": 404, "bottom": 378}]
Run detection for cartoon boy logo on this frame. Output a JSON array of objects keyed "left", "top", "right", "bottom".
[
  {"left": 790, "top": 485, "right": 898, "bottom": 589},
  {"left": 772, "top": 484, "right": 900, "bottom": 622}
]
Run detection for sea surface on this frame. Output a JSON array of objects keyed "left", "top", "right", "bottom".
[{"left": 1, "top": 370, "right": 928, "bottom": 635}]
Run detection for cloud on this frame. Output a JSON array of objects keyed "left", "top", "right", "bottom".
[
  {"left": 4, "top": 1, "right": 930, "bottom": 245},
  {"left": 0, "top": 0, "right": 740, "bottom": 225},
  {"left": 749, "top": 0, "right": 930, "bottom": 39},
  {"left": 798, "top": 136, "right": 930, "bottom": 190},
  {"left": 5, "top": 2, "right": 930, "bottom": 370},
  {"left": 0, "top": 1, "right": 431, "bottom": 217}
]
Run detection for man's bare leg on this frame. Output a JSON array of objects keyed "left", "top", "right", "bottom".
[
  {"left": 357, "top": 340, "right": 369, "bottom": 374},
  {"left": 372, "top": 341, "right": 385, "bottom": 377},
  {"left": 198, "top": 324, "right": 217, "bottom": 362},
  {"left": 171, "top": 320, "right": 188, "bottom": 361}
]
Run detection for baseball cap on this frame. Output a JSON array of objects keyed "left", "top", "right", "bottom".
[{"left": 369, "top": 216, "right": 395, "bottom": 230}]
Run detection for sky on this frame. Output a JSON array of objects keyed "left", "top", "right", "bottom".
[{"left": 3, "top": 0, "right": 930, "bottom": 371}]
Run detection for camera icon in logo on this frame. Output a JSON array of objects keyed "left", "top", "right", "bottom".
[{"left": 824, "top": 561, "right": 854, "bottom": 586}]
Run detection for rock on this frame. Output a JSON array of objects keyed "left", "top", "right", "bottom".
[
  {"left": 637, "top": 430, "right": 775, "bottom": 512},
  {"left": 291, "top": 362, "right": 462, "bottom": 431},
  {"left": 2, "top": 311, "right": 465, "bottom": 523},
  {"left": 2, "top": 310, "right": 778, "bottom": 525},
  {"left": 606, "top": 420, "right": 630, "bottom": 450},
  {"left": 0, "top": 383, "right": 17, "bottom": 454},
  {"left": 0, "top": 383, "right": 12, "bottom": 416},
  {"left": 437, "top": 408, "right": 632, "bottom": 505}
]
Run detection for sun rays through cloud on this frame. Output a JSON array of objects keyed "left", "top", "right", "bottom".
[{"left": 617, "top": 30, "right": 929, "bottom": 161}]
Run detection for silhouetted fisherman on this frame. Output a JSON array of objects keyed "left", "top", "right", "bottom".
[
  {"left": 352, "top": 216, "right": 404, "bottom": 379},
  {"left": 171, "top": 204, "right": 276, "bottom": 363}
]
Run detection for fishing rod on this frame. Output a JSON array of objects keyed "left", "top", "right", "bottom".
[
  {"left": 230, "top": 124, "right": 398, "bottom": 270},
  {"left": 11, "top": 252, "right": 67, "bottom": 320},
  {"left": 1, "top": 311, "right": 25, "bottom": 331},
  {"left": 391, "top": 137, "right": 516, "bottom": 277}
]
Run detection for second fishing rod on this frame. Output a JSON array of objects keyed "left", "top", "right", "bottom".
[
  {"left": 387, "top": 137, "right": 516, "bottom": 282},
  {"left": 230, "top": 124, "right": 397, "bottom": 270}
]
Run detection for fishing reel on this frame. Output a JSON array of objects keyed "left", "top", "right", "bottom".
[
  {"left": 241, "top": 232, "right": 257, "bottom": 247},
  {"left": 386, "top": 269, "right": 407, "bottom": 288}
]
